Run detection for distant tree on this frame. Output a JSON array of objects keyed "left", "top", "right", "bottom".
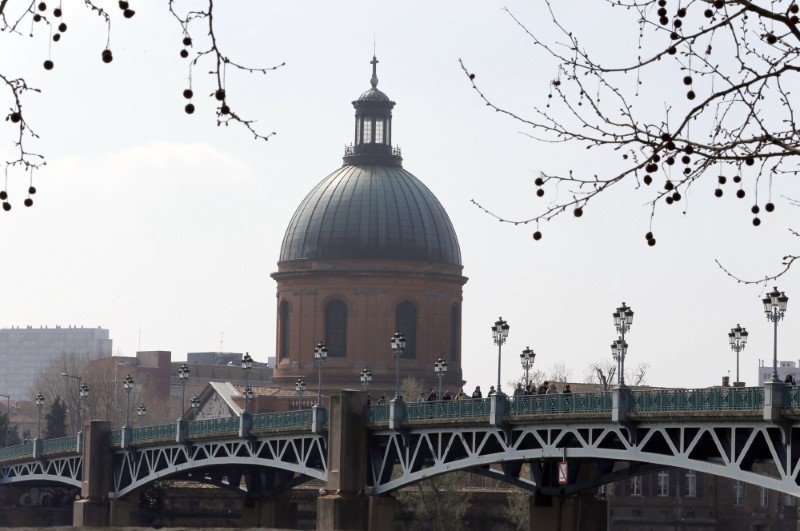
[
  {"left": 1, "top": 1, "right": 282, "bottom": 210},
  {"left": 396, "top": 471, "right": 473, "bottom": 531},
  {"left": 0, "top": 411, "right": 21, "bottom": 447},
  {"left": 400, "top": 376, "right": 424, "bottom": 403},
  {"left": 548, "top": 363, "right": 573, "bottom": 386},
  {"left": 585, "top": 359, "right": 649, "bottom": 389},
  {"left": 463, "top": 1, "right": 799, "bottom": 282},
  {"left": 502, "top": 488, "right": 530, "bottom": 531},
  {"left": 44, "top": 396, "right": 67, "bottom": 438}
]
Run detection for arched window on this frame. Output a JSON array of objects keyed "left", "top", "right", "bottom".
[
  {"left": 279, "top": 300, "right": 290, "bottom": 360},
  {"left": 450, "top": 305, "right": 460, "bottom": 362},
  {"left": 325, "top": 300, "right": 348, "bottom": 357},
  {"left": 395, "top": 302, "right": 417, "bottom": 359}
]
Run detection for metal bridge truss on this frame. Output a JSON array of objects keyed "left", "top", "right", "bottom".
[
  {"left": 0, "top": 455, "right": 81, "bottom": 488},
  {"left": 367, "top": 420, "right": 800, "bottom": 496},
  {"left": 112, "top": 433, "right": 327, "bottom": 499}
]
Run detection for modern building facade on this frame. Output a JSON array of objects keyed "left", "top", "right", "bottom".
[
  {"left": 271, "top": 57, "right": 467, "bottom": 396},
  {"left": 0, "top": 325, "right": 112, "bottom": 401}
]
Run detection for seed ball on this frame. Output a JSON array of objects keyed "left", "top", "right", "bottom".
[
  {"left": 644, "top": 175, "right": 653, "bottom": 185},
  {"left": 753, "top": 217, "right": 761, "bottom": 226},
  {"left": 43, "top": 60, "right": 54, "bottom": 70},
  {"left": 28, "top": 186, "right": 36, "bottom": 194},
  {"left": 37, "top": 2, "right": 46, "bottom": 11},
  {"left": 718, "top": 176, "right": 727, "bottom": 184},
  {"left": 681, "top": 155, "right": 690, "bottom": 164},
  {"left": 736, "top": 189, "right": 745, "bottom": 199},
  {"left": 53, "top": 7, "right": 61, "bottom": 16},
  {"left": 745, "top": 156, "right": 754, "bottom": 165},
  {"left": 536, "top": 188, "right": 545, "bottom": 198},
  {"left": 651, "top": 154, "right": 661, "bottom": 163},
  {"left": 182, "top": 37, "right": 192, "bottom": 46},
  {"left": 670, "top": 31, "right": 680, "bottom": 40},
  {"left": 704, "top": 9, "right": 713, "bottom": 17},
  {"left": 666, "top": 157, "right": 675, "bottom": 165},
  {"left": 101, "top": 50, "right": 113, "bottom": 63},
  {"left": 685, "top": 145, "right": 694, "bottom": 154},
  {"left": 767, "top": 33, "right": 777, "bottom": 44},
  {"left": 646, "top": 232, "right": 653, "bottom": 240},
  {"left": 751, "top": 205, "right": 760, "bottom": 214},
  {"left": 9, "top": 112, "right": 21, "bottom": 123},
  {"left": 792, "top": 4, "right": 799, "bottom": 13},
  {"left": 765, "top": 202, "right": 775, "bottom": 212},
  {"left": 119, "top": 0, "right": 129, "bottom": 8},
  {"left": 58, "top": 22, "right": 66, "bottom": 32},
  {"left": 2, "top": 202, "right": 10, "bottom": 212},
  {"left": 683, "top": 76, "right": 692, "bottom": 85},
  {"left": 185, "top": 103, "right": 195, "bottom": 114},
  {"left": 733, "top": 175, "right": 741, "bottom": 183},
  {"left": 677, "top": 7, "right": 687, "bottom": 17},
  {"left": 673, "top": 192, "right": 682, "bottom": 201},
  {"left": 646, "top": 163, "right": 658, "bottom": 173},
  {"left": 668, "top": 46, "right": 677, "bottom": 55},
  {"left": 180, "top": 49, "right": 189, "bottom": 58},
  {"left": 24, "top": 198, "right": 33, "bottom": 207},
  {"left": 665, "top": 180, "right": 674, "bottom": 191},
  {"left": 52, "top": 33, "right": 60, "bottom": 42},
  {"left": 0, "top": 191, "right": 7, "bottom": 200},
  {"left": 658, "top": 7, "right": 667, "bottom": 16},
  {"left": 574, "top": 207, "right": 583, "bottom": 217},
  {"left": 658, "top": 0, "right": 666, "bottom": 6},
  {"left": 673, "top": 19, "right": 682, "bottom": 28},
  {"left": 666, "top": 196, "right": 674, "bottom": 205},
  {"left": 687, "top": 90, "right": 695, "bottom": 100},
  {"left": 661, "top": 17, "right": 669, "bottom": 25},
  {"left": 220, "top": 104, "right": 230, "bottom": 115},
  {"left": 683, "top": 167, "right": 691, "bottom": 175},
  {"left": 660, "top": 133, "right": 671, "bottom": 142},
  {"left": 714, "top": 0, "right": 724, "bottom": 8},
  {"left": 666, "top": 141, "right": 676, "bottom": 150},
  {"left": 792, "top": 15, "right": 800, "bottom": 23},
  {"left": 215, "top": 88, "right": 226, "bottom": 101},
  {"left": 533, "top": 231, "right": 542, "bottom": 241},
  {"left": 183, "top": 89, "right": 193, "bottom": 99},
  {"left": 648, "top": 238, "right": 656, "bottom": 247},
  {"left": 123, "top": 9, "right": 135, "bottom": 18},
  {"left": 715, "top": 188, "right": 723, "bottom": 197},
  {"left": 33, "top": 14, "right": 41, "bottom": 22},
  {"left": 534, "top": 177, "right": 544, "bottom": 186}
]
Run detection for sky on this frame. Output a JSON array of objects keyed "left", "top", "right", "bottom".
[{"left": 0, "top": 1, "right": 797, "bottom": 391}]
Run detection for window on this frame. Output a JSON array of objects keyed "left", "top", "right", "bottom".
[
  {"left": 784, "top": 494, "right": 797, "bottom": 507},
  {"left": 450, "top": 305, "right": 460, "bottom": 362},
  {"left": 657, "top": 471, "right": 669, "bottom": 497},
  {"left": 279, "top": 300, "right": 290, "bottom": 360},
  {"left": 734, "top": 481, "right": 744, "bottom": 506},
  {"left": 363, "top": 119, "right": 373, "bottom": 143},
  {"left": 375, "top": 119, "right": 384, "bottom": 144},
  {"left": 630, "top": 476, "right": 642, "bottom": 496},
  {"left": 686, "top": 470, "right": 696, "bottom": 497},
  {"left": 325, "top": 300, "right": 347, "bottom": 357},
  {"left": 761, "top": 488, "right": 769, "bottom": 508},
  {"left": 355, "top": 119, "right": 361, "bottom": 144},
  {"left": 395, "top": 302, "right": 417, "bottom": 358}
]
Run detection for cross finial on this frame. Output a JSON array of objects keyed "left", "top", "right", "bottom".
[{"left": 370, "top": 55, "right": 379, "bottom": 88}]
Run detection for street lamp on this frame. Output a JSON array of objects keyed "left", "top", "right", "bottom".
[
  {"left": 0, "top": 393, "right": 9, "bottom": 448},
  {"left": 434, "top": 357, "right": 447, "bottom": 400},
  {"left": 390, "top": 331, "right": 406, "bottom": 400},
  {"left": 612, "top": 303, "right": 634, "bottom": 387},
  {"left": 34, "top": 392, "right": 44, "bottom": 439},
  {"left": 520, "top": 347, "right": 535, "bottom": 389},
  {"left": 360, "top": 368, "right": 372, "bottom": 392},
  {"left": 136, "top": 403, "right": 147, "bottom": 424},
  {"left": 241, "top": 352, "right": 254, "bottom": 414},
  {"left": 728, "top": 324, "right": 749, "bottom": 385},
  {"left": 122, "top": 374, "right": 134, "bottom": 429},
  {"left": 313, "top": 342, "right": 328, "bottom": 406},
  {"left": 491, "top": 317, "right": 510, "bottom": 394},
  {"left": 763, "top": 286, "right": 789, "bottom": 383},
  {"left": 61, "top": 372, "right": 86, "bottom": 436},
  {"left": 190, "top": 395, "right": 200, "bottom": 420},
  {"left": 295, "top": 378, "right": 306, "bottom": 409},
  {"left": 177, "top": 363, "right": 189, "bottom": 420}
]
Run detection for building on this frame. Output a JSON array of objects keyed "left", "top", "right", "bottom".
[
  {"left": 271, "top": 57, "right": 467, "bottom": 396},
  {"left": 757, "top": 359, "right": 800, "bottom": 385},
  {"left": 0, "top": 325, "right": 112, "bottom": 401}
]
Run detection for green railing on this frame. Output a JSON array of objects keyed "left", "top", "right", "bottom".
[
  {"left": 42, "top": 436, "right": 77, "bottom": 454},
  {"left": 507, "top": 392, "right": 613, "bottom": 416},
  {"left": 132, "top": 423, "right": 177, "bottom": 443},
  {"left": 187, "top": 416, "right": 239, "bottom": 438},
  {"left": 0, "top": 442, "right": 33, "bottom": 460},
  {"left": 366, "top": 404, "right": 390, "bottom": 424},
  {"left": 784, "top": 386, "right": 800, "bottom": 408},
  {"left": 405, "top": 398, "right": 491, "bottom": 421},
  {"left": 251, "top": 409, "right": 313, "bottom": 431},
  {"left": 631, "top": 387, "right": 764, "bottom": 412},
  {"left": 110, "top": 430, "right": 121, "bottom": 447}
]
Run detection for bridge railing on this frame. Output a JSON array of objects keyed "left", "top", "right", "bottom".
[
  {"left": 631, "top": 386, "right": 764, "bottom": 412},
  {"left": 405, "top": 398, "right": 491, "bottom": 421},
  {"left": 0, "top": 441, "right": 33, "bottom": 461},
  {"left": 784, "top": 386, "right": 800, "bottom": 409},
  {"left": 251, "top": 409, "right": 314, "bottom": 432},
  {"left": 42, "top": 436, "right": 78, "bottom": 455},
  {"left": 188, "top": 416, "right": 239, "bottom": 438},
  {"left": 506, "top": 392, "right": 613, "bottom": 416}
]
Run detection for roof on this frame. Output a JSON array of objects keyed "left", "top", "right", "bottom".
[
  {"left": 356, "top": 87, "right": 390, "bottom": 102},
  {"left": 279, "top": 164, "right": 462, "bottom": 265}
]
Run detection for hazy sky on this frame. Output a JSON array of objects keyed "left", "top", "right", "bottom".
[{"left": 1, "top": 1, "right": 797, "bottom": 391}]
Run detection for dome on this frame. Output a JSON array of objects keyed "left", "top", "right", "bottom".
[
  {"left": 357, "top": 87, "right": 390, "bottom": 102},
  {"left": 279, "top": 164, "right": 462, "bottom": 265}
]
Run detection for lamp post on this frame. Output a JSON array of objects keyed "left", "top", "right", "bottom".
[
  {"left": 390, "top": 331, "right": 406, "bottom": 400},
  {"left": 295, "top": 378, "right": 306, "bottom": 409},
  {"left": 612, "top": 303, "right": 634, "bottom": 387},
  {"left": 241, "top": 352, "right": 253, "bottom": 414},
  {"left": 122, "top": 374, "right": 134, "bottom": 429},
  {"left": 520, "top": 347, "right": 535, "bottom": 389},
  {"left": 313, "top": 342, "right": 328, "bottom": 406},
  {"left": 360, "top": 368, "right": 372, "bottom": 392},
  {"left": 34, "top": 392, "right": 44, "bottom": 439},
  {"left": 136, "top": 403, "right": 147, "bottom": 425},
  {"left": 191, "top": 395, "right": 200, "bottom": 420},
  {"left": 728, "top": 324, "right": 749, "bottom": 385},
  {"left": 177, "top": 363, "right": 189, "bottom": 420},
  {"left": 0, "top": 393, "right": 9, "bottom": 448},
  {"left": 434, "top": 357, "right": 447, "bottom": 399},
  {"left": 491, "top": 317, "right": 510, "bottom": 394},
  {"left": 61, "top": 372, "right": 85, "bottom": 435},
  {"left": 763, "top": 286, "right": 789, "bottom": 383}
]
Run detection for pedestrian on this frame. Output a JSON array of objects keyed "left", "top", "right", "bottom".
[
  {"left": 417, "top": 392, "right": 427, "bottom": 403},
  {"left": 377, "top": 395, "right": 386, "bottom": 405},
  {"left": 546, "top": 383, "right": 558, "bottom": 394},
  {"left": 472, "top": 386, "right": 482, "bottom": 399},
  {"left": 443, "top": 390, "right": 452, "bottom": 400},
  {"left": 428, "top": 389, "right": 438, "bottom": 401},
  {"left": 488, "top": 386, "right": 496, "bottom": 396},
  {"left": 785, "top": 374, "right": 797, "bottom": 385},
  {"left": 537, "top": 381, "right": 549, "bottom": 395},
  {"left": 513, "top": 382, "right": 524, "bottom": 397},
  {"left": 563, "top": 384, "right": 572, "bottom": 394},
  {"left": 455, "top": 388, "right": 467, "bottom": 400}
]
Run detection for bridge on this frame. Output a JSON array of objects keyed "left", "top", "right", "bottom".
[{"left": 1, "top": 382, "right": 799, "bottom": 530}]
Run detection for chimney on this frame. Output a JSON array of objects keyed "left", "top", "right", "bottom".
[{"left": 722, "top": 376, "right": 730, "bottom": 387}]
